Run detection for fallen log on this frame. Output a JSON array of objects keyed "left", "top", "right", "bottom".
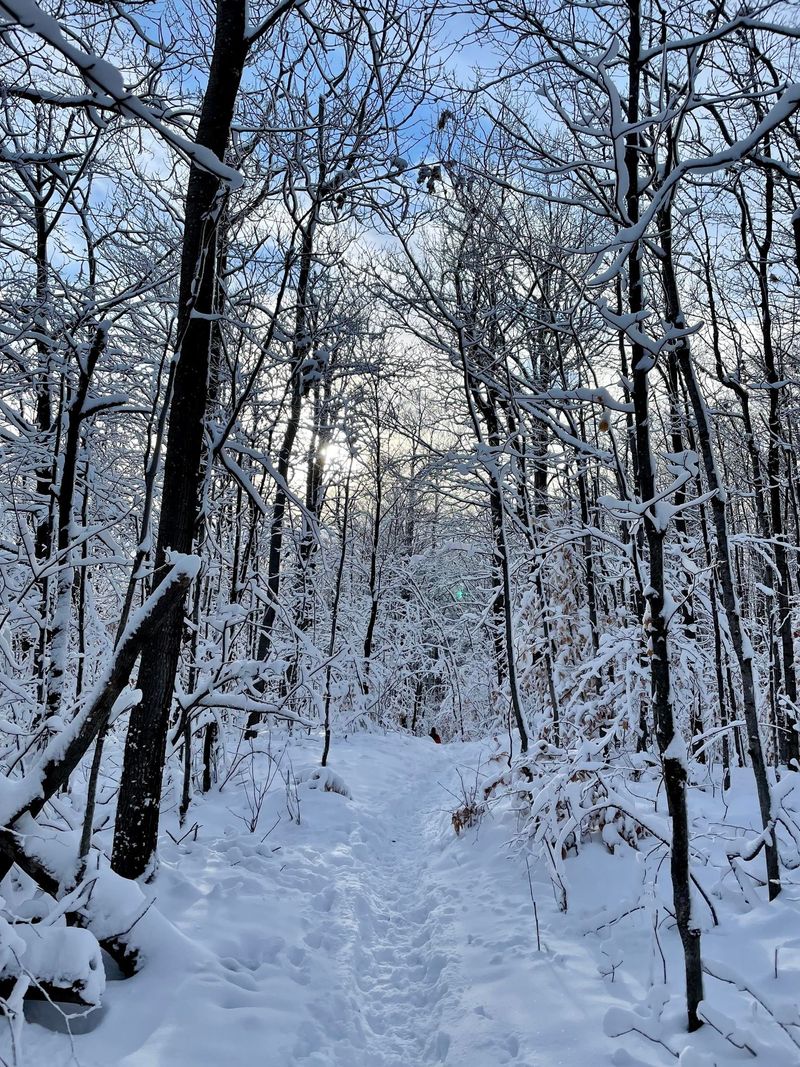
[{"left": 0, "top": 976, "right": 98, "bottom": 1007}]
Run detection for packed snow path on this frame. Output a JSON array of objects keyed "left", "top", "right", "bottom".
[
  {"left": 14, "top": 735, "right": 632, "bottom": 1066},
  {"left": 256, "top": 735, "right": 620, "bottom": 1066},
  {"left": 291, "top": 743, "right": 455, "bottom": 1065}
]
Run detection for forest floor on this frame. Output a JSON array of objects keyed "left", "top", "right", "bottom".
[{"left": 6, "top": 732, "right": 800, "bottom": 1066}]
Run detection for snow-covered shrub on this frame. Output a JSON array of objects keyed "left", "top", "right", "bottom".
[
  {"left": 220, "top": 739, "right": 292, "bottom": 832},
  {"left": 485, "top": 735, "right": 651, "bottom": 909},
  {"left": 300, "top": 767, "right": 352, "bottom": 798},
  {"left": 449, "top": 764, "right": 487, "bottom": 835}
]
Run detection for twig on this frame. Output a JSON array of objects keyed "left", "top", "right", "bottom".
[{"left": 525, "top": 856, "right": 541, "bottom": 951}]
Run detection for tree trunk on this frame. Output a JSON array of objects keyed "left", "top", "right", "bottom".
[
  {"left": 624, "top": 4, "right": 703, "bottom": 1027},
  {"left": 659, "top": 200, "right": 781, "bottom": 899},
  {"left": 112, "top": 0, "right": 249, "bottom": 880}
]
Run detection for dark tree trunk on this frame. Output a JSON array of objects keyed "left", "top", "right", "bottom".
[
  {"left": 32, "top": 192, "right": 54, "bottom": 708},
  {"left": 112, "top": 0, "right": 249, "bottom": 880},
  {"left": 362, "top": 390, "right": 383, "bottom": 698},
  {"left": 624, "top": 3, "right": 703, "bottom": 1028},
  {"left": 659, "top": 201, "right": 781, "bottom": 899},
  {"left": 45, "top": 324, "right": 108, "bottom": 722},
  {"left": 321, "top": 472, "right": 352, "bottom": 766},
  {"left": 757, "top": 171, "right": 799, "bottom": 769}
]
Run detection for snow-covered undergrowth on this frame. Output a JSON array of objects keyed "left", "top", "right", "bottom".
[
  {"left": 3, "top": 732, "right": 800, "bottom": 1066},
  {"left": 479, "top": 736, "right": 800, "bottom": 1066}
]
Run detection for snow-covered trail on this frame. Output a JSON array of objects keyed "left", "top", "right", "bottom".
[
  {"left": 292, "top": 735, "right": 626, "bottom": 1067},
  {"left": 12, "top": 734, "right": 629, "bottom": 1067},
  {"left": 210, "top": 734, "right": 626, "bottom": 1067},
  {"left": 290, "top": 740, "right": 456, "bottom": 1065}
]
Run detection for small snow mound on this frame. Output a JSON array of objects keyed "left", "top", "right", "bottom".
[
  {"left": 603, "top": 1006, "right": 638, "bottom": 1039},
  {"left": 678, "top": 1048, "right": 715, "bottom": 1066},
  {"left": 301, "top": 768, "right": 351, "bottom": 798}
]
